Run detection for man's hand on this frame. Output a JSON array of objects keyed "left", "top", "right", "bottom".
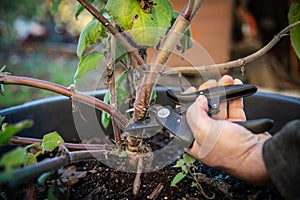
[{"left": 185, "top": 75, "right": 271, "bottom": 184}]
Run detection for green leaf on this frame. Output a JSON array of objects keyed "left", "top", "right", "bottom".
[
  {"left": 171, "top": 172, "right": 186, "bottom": 186},
  {"left": 50, "top": 0, "right": 61, "bottom": 15},
  {"left": 151, "top": 89, "right": 157, "bottom": 101},
  {"left": 0, "top": 120, "right": 33, "bottom": 145},
  {"left": 173, "top": 159, "right": 185, "bottom": 168},
  {"left": 38, "top": 171, "right": 55, "bottom": 185},
  {"left": 47, "top": 186, "right": 59, "bottom": 200},
  {"left": 183, "top": 153, "right": 196, "bottom": 166},
  {"left": 101, "top": 72, "right": 128, "bottom": 128},
  {"left": 0, "top": 147, "right": 27, "bottom": 170},
  {"left": 25, "top": 142, "right": 41, "bottom": 150},
  {"left": 101, "top": 92, "right": 111, "bottom": 129},
  {"left": 288, "top": 0, "right": 300, "bottom": 59},
  {"left": 24, "top": 153, "right": 37, "bottom": 166},
  {"left": 106, "top": 0, "right": 173, "bottom": 47},
  {"left": 74, "top": 51, "right": 104, "bottom": 80},
  {"left": 77, "top": 19, "right": 107, "bottom": 58},
  {"left": 191, "top": 181, "right": 197, "bottom": 187},
  {"left": 42, "top": 132, "right": 65, "bottom": 153}
]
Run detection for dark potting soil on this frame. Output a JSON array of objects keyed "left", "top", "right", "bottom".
[
  {"left": 6, "top": 159, "right": 283, "bottom": 200},
  {"left": 1, "top": 131, "right": 284, "bottom": 199}
]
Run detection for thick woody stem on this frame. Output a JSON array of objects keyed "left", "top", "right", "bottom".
[
  {"left": 77, "top": 0, "right": 145, "bottom": 66},
  {"left": 133, "top": 0, "right": 204, "bottom": 120},
  {"left": 0, "top": 75, "right": 128, "bottom": 127}
]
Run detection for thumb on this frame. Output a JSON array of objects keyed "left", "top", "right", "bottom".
[{"left": 186, "top": 95, "right": 212, "bottom": 142}]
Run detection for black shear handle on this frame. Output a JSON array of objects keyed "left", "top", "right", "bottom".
[
  {"left": 167, "top": 84, "right": 257, "bottom": 104},
  {"left": 235, "top": 119, "right": 274, "bottom": 134}
]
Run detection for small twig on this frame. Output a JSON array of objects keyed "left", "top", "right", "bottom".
[
  {"left": 109, "top": 70, "right": 122, "bottom": 146},
  {"left": 9, "top": 136, "right": 116, "bottom": 151},
  {"left": 0, "top": 75, "right": 129, "bottom": 127},
  {"left": 106, "top": 34, "right": 122, "bottom": 146},
  {"left": 148, "top": 183, "right": 164, "bottom": 200},
  {"left": 133, "top": 156, "right": 143, "bottom": 195},
  {"left": 77, "top": 0, "right": 145, "bottom": 66},
  {"left": 163, "top": 20, "right": 300, "bottom": 75}
]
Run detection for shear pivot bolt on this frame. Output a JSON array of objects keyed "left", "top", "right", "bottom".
[{"left": 157, "top": 108, "right": 170, "bottom": 118}]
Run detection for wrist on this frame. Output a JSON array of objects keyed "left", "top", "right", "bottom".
[{"left": 223, "top": 137, "right": 271, "bottom": 184}]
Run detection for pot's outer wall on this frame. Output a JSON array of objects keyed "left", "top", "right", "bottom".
[
  {"left": 244, "top": 92, "right": 300, "bottom": 134},
  {"left": 0, "top": 88, "right": 299, "bottom": 142}
]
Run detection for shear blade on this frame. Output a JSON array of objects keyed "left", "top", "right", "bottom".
[{"left": 125, "top": 118, "right": 163, "bottom": 138}]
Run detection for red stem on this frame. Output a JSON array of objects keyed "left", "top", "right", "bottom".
[
  {"left": 10, "top": 136, "right": 116, "bottom": 151},
  {"left": 0, "top": 75, "right": 128, "bottom": 126}
]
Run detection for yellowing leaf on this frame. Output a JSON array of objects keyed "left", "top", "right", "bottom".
[
  {"left": 288, "top": 0, "right": 300, "bottom": 59},
  {"left": 106, "top": 0, "right": 173, "bottom": 47},
  {"left": 24, "top": 153, "right": 37, "bottom": 166}
]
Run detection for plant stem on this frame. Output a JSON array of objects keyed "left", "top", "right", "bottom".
[
  {"left": 9, "top": 136, "right": 116, "bottom": 151},
  {"left": 182, "top": 0, "right": 195, "bottom": 20},
  {"left": 1, "top": 149, "right": 116, "bottom": 188},
  {"left": 163, "top": 20, "right": 300, "bottom": 75},
  {"left": 110, "top": 69, "right": 122, "bottom": 146},
  {"left": 0, "top": 75, "right": 128, "bottom": 126},
  {"left": 77, "top": 0, "right": 145, "bottom": 66},
  {"left": 133, "top": 0, "right": 204, "bottom": 120}
]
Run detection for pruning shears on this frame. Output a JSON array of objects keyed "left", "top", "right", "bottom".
[{"left": 126, "top": 84, "right": 274, "bottom": 147}]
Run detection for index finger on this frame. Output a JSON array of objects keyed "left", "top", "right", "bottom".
[{"left": 228, "top": 78, "right": 246, "bottom": 121}]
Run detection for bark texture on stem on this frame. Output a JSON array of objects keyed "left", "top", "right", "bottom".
[{"left": 133, "top": 0, "right": 204, "bottom": 120}]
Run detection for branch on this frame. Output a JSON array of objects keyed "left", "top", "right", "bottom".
[
  {"left": 0, "top": 75, "right": 128, "bottom": 127},
  {"left": 109, "top": 69, "right": 122, "bottom": 146},
  {"left": 77, "top": 0, "right": 145, "bottom": 66},
  {"left": 133, "top": 0, "right": 204, "bottom": 119},
  {"left": 0, "top": 149, "right": 118, "bottom": 188},
  {"left": 182, "top": 0, "right": 195, "bottom": 20},
  {"left": 163, "top": 20, "right": 300, "bottom": 75},
  {"left": 9, "top": 136, "right": 115, "bottom": 151}
]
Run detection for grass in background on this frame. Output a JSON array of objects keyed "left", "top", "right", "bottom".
[{"left": 0, "top": 52, "right": 77, "bottom": 109}]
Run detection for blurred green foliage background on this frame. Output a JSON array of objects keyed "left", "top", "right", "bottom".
[{"left": 0, "top": 0, "right": 93, "bottom": 109}]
